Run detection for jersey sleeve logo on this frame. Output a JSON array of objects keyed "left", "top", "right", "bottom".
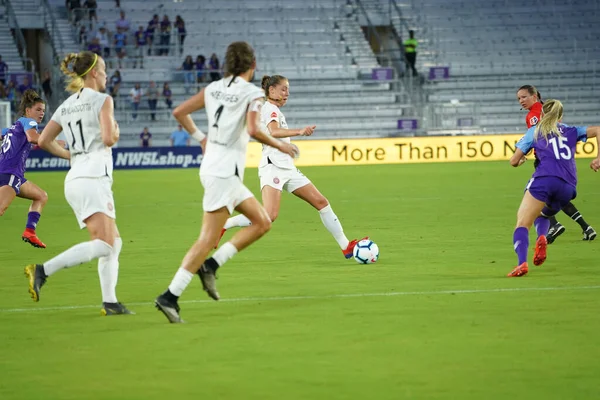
[
  {"left": 29, "top": 121, "right": 37, "bottom": 127},
  {"left": 530, "top": 116, "right": 539, "bottom": 126},
  {"left": 270, "top": 112, "right": 278, "bottom": 119}
]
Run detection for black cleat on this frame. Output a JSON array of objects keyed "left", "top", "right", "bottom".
[
  {"left": 101, "top": 302, "right": 135, "bottom": 316},
  {"left": 583, "top": 226, "right": 597, "bottom": 241},
  {"left": 155, "top": 293, "right": 184, "bottom": 323},
  {"left": 198, "top": 264, "right": 220, "bottom": 301},
  {"left": 547, "top": 223, "right": 565, "bottom": 244},
  {"left": 24, "top": 264, "right": 47, "bottom": 302}
]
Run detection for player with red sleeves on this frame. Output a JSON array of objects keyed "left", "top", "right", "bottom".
[{"left": 516, "top": 85, "right": 595, "bottom": 243}]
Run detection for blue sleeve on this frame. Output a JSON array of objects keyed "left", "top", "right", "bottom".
[
  {"left": 576, "top": 126, "right": 588, "bottom": 142},
  {"left": 516, "top": 126, "right": 535, "bottom": 154},
  {"left": 18, "top": 117, "right": 38, "bottom": 132},
  {"left": 1, "top": 128, "right": 8, "bottom": 137}
]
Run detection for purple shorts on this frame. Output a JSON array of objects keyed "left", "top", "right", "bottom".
[
  {"left": 526, "top": 176, "right": 576, "bottom": 214},
  {"left": 0, "top": 173, "right": 26, "bottom": 195}
]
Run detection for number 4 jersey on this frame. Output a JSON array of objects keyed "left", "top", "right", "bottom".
[
  {"left": 201, "top": 76, "right": 264, "bottom": 181},
  {"left": 516, "top": 123, "right": 588, "bottom": 187},
  {"left": 51, "top": 88, "right": 113, "bottom": 182},
  {"left": 0, "top": 117, "right": 38, "bottom": 180}
]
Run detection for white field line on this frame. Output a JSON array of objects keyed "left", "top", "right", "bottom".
[{"left": 1, "top": 285, "right": 600, "bottom": 314}]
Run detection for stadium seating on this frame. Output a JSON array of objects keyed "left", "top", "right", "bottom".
[{"left": 49, "top": 0, "right": 413, "bottom": 145}]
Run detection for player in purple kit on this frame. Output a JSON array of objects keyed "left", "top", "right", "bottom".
[
  {"left": 508, "top": 99, "right": 600, "bottom": 277},
  {"left": 0, "top": 90, "right": 69, "bottom": 248}
]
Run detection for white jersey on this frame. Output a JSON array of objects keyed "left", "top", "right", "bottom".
[
  {"left": 201, "top": 76, "right": 264, "bottom": 180},
  {"left": 51, "top": 88, "right": 113, "bottom": 182},
  {"left": 259, "top": 102, "right": 295, "bottom": 170}
]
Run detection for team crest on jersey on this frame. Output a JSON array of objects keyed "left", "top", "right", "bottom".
[
  {"left": 273, "top": 177, "right": 280, "bottom": 184},
  {"left": 107, "top": 202, "right": 114, "bottom": 211},
  {"left": 270, "top": 112, "right": 278, "bottom": 119},
  {"left": 530, "top": 116, "right": 539, "bottom": 126}
]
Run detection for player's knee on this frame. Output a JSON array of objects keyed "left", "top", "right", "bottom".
[
  {"left": 256, "top": 214, "right": 272, "bottom": 235},
  {"left": 38, "top": 190, "right": 49, "bottom": 205},
  {"left": 266, "top": 209, "right": 278, "bottom": 223},
  {"left": 315, "top": 196, "right": 329, "bottom": 210}
]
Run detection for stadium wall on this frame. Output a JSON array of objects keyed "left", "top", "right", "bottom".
[{"left": 25, "top": 134, "right": 599, "bottom": 171}]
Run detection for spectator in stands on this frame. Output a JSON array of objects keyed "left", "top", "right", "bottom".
[
  {"left": 0, "top": 81, "right": 7, "bottom": 100},
  {"left": 115, "top": 0, "right": 120, "bottom": 7},
  {"left": 114, "top": 27, "right": 127, "bottom": 69},
  {"left": 84, "top": 0, "right": 98, "bottom": 25},
  {"left": 146, "top": 14, "right": 160, "bottom": 56},
  {"left": 170, "top": 124, "right": 190, "bottom": 147},
  {"left": 0, "top": 55, "right": 8, "bottom": 85},
  {"left": 78, "top": 25, "right": 88, "bottom": 44},
  {"left": 109, "top": 70, "right": 121, "bottom": 97},
  {"left": 67, "top": 0, "right": 83, "bottom": 25},
  {"left": 160, "top": 15, "right": 172, "bottom": 56},
  {"left": 6, "top": 80, "right": 16, "bottom": 109},
  {"left": 208, "top": 53, "right": 221, "bottom": 81},
  {"left": 130, "top": 83, "right": 143, "bottom": 120},
  {"left": 162, "top": 82, "right": 172, "bottom": 109},
  {"left": 195, "top": 54, "right": 206, "bottom": 83},
  {"left": 403, "top": 30, "right": 418, "bottom": 77},
  {"left": 147, "top": 81, "right": 159, "bottom": 121},
  {"left": 140, "top": 127, "right": 152, "bottom": 148},
  {"left": 87, "top": 37, "right": 102, "bottom": 56},
  {"left": 42, "top": 70, "right": 52, "bottom": 100},
  {"left": 179, "top": 55, "right": 194, "bottom": 94},
  {"left": 96, "top": 25, "right": 111, "bottom": 59},
  {"left": 134, "top": 26, "right": 148, "bottom": 69},
  {"left": 174, "top": 16, "right": 186, "bottom": 56},
  {"left": 17, "top": 76, "right": 33, "bottom": 96},
  {"left": 116, "top": 10, "right": 130, "bottom": 32}
]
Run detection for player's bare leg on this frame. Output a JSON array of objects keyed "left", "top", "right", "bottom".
[
  {"left": 17, "top": 181, "right": 48, "bottom": 248},
  {"left": 0, "top": 185, "right": 17, "bottom": 216}
]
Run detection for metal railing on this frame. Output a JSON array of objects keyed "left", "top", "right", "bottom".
[{"left": 4, "top": 0, "right": 29, "bottom": 65}]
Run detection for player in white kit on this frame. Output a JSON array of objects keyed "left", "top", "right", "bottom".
[
  {"left": 155, "top": 42, "right": 298, "bottom": 323},
  {"left": 24, "top": 51, "right": 133, "bottom": 316},
  {"left": 218, "top": 74, "right": 368, "bottom": 258}
]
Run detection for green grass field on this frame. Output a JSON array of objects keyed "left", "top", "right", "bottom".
[{"left": 1, "top": 161, "right": 600, "bottom": 399}]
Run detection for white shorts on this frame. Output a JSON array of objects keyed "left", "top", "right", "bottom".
[
  {"left": 201, "top": 175, "right": 254, "bottom": 214},
  {"left": 259, "top": 164, "right": 311, "bottom": 193},
  {"left": 64, "top": 176, "right": 116, "bottom": 229}
]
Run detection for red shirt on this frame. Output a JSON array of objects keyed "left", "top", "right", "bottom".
[{"left": 526, "top": 102, "right": 542, "bottom": 128}]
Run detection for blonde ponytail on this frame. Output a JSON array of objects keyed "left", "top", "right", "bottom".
[
  {"left": 535, "top": 99, "right": 563, "bottom": 142},
  {"left": 60, "top": 51, "right": 98, "bottom": 93}
]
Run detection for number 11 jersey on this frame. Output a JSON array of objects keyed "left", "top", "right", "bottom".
[
  {"left": 51, "top": 87, "right": 113, "bottom": 182},
  {"left": 201, "top": 76, "right": 264, "bottom": 181}
]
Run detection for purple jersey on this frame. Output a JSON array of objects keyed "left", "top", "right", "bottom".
[
  {"left": 516, "top": 123, "right": 587, "bottom": 187},
  {"left": 0, "top": 117, "right": 38, "bottom": 179}
]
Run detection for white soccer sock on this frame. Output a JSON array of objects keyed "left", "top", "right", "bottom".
[
  {"left": 43, "top": 239, "right": 113, "bottom": 277},
  {"left": 98, "top": 237, "right": 122, "bottom": 303},
  {"left": 168, "top": 267, "right": 194, "bottom": 297},
  {"left": 213, "top": 242, "right": 239, "bottom": 266},
  {"left": 224, "top": 214, "right": 252, "bottom": 230},
  {"left": 318, "top": 204, "right": 350, "bottom": 249}
]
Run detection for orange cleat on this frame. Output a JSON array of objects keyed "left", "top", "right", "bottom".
[
  {"left": 343, "top": 236, "right": 369, "bottom": 259},
  {"left": 214, "top": 228, "right": 226, "bottom": 249},
  {"left": 507, "top": 262, "right": 528, "bottom": 277},
  {"left": 533, "top": 235, "right": 547, "bottom": 266},
  {"left": 22, "top": 229, "right": 46, "bottom": 249}
]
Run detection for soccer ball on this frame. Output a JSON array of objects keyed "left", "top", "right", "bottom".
[{"left": 352, "top": 239, "right": 379, "bottom": 264}]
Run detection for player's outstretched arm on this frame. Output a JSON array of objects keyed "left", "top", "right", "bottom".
[
  {"left": 38, "top": 120, "right": 70, "bottom": 160},
  {"left": 247, "top": 103, "right": 298, "bottom": 159},
  {"left": 509, "top": 148, "right": 527, "bottom": 167},
  {"left": 586, "top": 126, "right": 600, "bottom": 171},
  {"left": 100, "top": 96, "right": 119, "bottom": 147},
  {"left": 268, "top": 121, "right": 316, "bottom": 138},
  {"left": 173, "top": 87, "right": 207, "bottom": 148}
]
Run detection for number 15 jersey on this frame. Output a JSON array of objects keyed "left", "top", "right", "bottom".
[
  {"left": 516, "top": 123, "right": 588, "bottom": 187},
  {"left": 51, "top": 88, "right": 114, "bottom": 182},
  {"left": 201, "top": 76, "right": 264, "bottom": 181}
]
